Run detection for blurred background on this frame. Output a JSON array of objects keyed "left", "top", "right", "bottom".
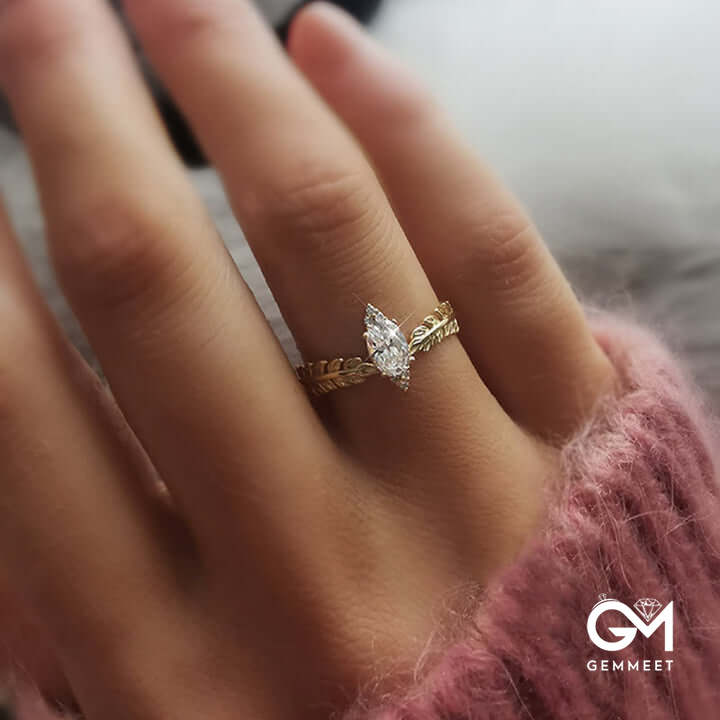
[{"left": 0, "top": 0, "right": 718, "bottom": 406}]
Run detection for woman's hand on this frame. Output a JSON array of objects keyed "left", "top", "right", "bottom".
[{"left": 0, "top": 2, "right": 614, "bottom": 719}]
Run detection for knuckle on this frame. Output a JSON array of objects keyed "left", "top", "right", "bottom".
[
  {"left": 0, "top": 1, "right": 83, "bottom": 83},
  {"left": 256, "top": 167, "right": 384, "bottom": 257},
  {"left": 51, "top": 196, "right": 177, "bottom": 311},
  {"left": 464, "top": 213, "right": 545, "bottom": 296}
]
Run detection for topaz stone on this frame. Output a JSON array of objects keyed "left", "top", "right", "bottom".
[{"left": 364, "top": 304, "right": 411, "bottom": 386}]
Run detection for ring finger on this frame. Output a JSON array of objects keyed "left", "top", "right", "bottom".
[
  {"left": 288, "top": 5, "right": 616, "bottom": 439},
  {"left": 123, "top": 0, "right": 523, "bottom": 469}
]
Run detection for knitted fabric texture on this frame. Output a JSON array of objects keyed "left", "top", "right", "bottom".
[
  {"left": 5, "top": 316, "right": 720, "bottom": 720},
  {"left": 347, "top": 316, "right": 720, "bottom": 720}
]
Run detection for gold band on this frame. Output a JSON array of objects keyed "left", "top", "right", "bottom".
[{"left": 296, "top": 301, "right": 459, "bottom": 396}]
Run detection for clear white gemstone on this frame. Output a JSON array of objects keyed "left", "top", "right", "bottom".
[{"left": 364, "top": 304, "right": 411, "bottom": 381}]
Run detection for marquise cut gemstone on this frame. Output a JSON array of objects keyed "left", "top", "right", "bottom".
[{"left": 364, "top": 304, "right": 411, "bottom": 380}]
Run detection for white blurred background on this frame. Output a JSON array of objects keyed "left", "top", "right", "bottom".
[{"left": 367, "top": 0, "right": 720, "bottom": 405}]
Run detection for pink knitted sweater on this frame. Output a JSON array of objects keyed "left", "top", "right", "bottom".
[{"left": 5, "top": 317, "right": 720, "bottom": 720}]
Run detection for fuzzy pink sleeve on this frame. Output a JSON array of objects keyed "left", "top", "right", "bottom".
[
  {"left": 346, "top": 316, "right": 720, "bottom": 720},
  {"left": 6, "top": 316, "right": 720, "bottom": 720}
]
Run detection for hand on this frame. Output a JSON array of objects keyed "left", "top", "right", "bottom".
[{"left": 0, "top": 2, "right": 614, "bottom": 719}]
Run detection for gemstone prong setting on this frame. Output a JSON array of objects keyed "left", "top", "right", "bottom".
[{"left": 296, "top": 301, "right": 458, "bottom": 396}]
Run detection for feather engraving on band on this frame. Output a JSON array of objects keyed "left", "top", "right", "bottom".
[
  {"left": 407, "top": 301, "right": 459, "bottom": 355},
  {"left": 296, "top": 357, "right": 378, "bottom": 396},
  {"left": 296, "top": 301, "right": 458, "bottom": 396}
]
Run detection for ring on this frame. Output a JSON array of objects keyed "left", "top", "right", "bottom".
[{"left": 296, "top": 301, "right": 459, "bottom": 396}]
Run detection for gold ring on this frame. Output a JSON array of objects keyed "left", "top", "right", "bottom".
[{"left": 296, "top": 301, "right": 459, "bottom": 396}]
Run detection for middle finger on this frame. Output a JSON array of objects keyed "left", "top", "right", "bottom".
[{"left": 125, "top": 0, "right": 518, "bottom": 460}]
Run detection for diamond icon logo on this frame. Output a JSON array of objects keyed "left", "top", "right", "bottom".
[
  {"left": 364, "top": 304, "right": 412, "bottom": 389},
  {"left": 588, "top": 596, "right": 674, "bottom": 652},
  {"left": 633, "top": 597, "right": 663, "bottom": 622}
]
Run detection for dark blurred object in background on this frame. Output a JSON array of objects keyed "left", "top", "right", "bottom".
[
  {"left": 278, "top": 0, "right": 381, "bottom": 39},
  {"left": 0, "top": 0, "right": 382, "bottom": 167}
]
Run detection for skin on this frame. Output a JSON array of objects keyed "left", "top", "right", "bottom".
[{"left": 0, "top": 2, "right": 615, "bottom": 719}]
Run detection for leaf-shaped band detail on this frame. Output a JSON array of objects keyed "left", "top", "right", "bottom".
[
  {"left": 407, "top": 301, "right": 459, "bottom": 356},
  {"left": 296, "top": 301, "right": 459, "bottom": 396},
  {"left": 296, "top": 357, "right": 378, "bottom": 397}
]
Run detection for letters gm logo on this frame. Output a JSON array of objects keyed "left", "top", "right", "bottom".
[{"left": 587, "top": 596, "right": 674, "bottom": 652}]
